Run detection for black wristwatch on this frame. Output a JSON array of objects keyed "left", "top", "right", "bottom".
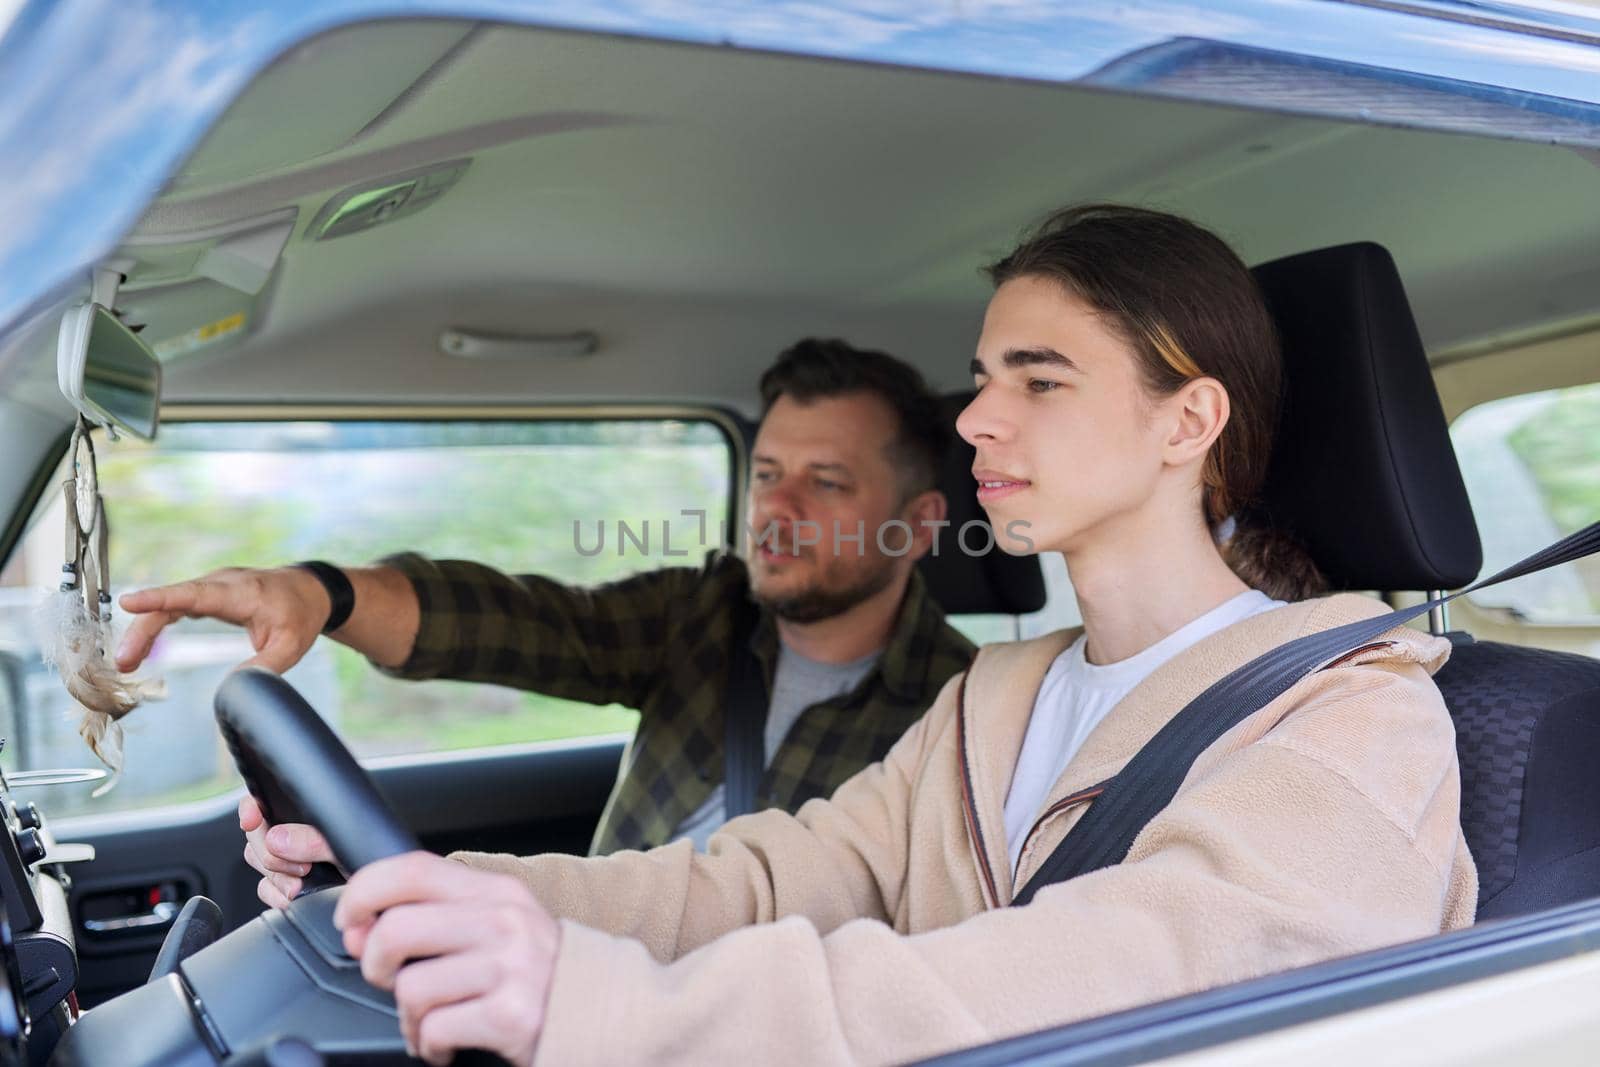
[{"left": 294, "top": 560, "right": 355, "bottom": 634}]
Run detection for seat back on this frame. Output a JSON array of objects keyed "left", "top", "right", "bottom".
[
  {"left": 1436, "top": 642, "right": 1600, "bottom": 918},
  {"left": 1251, "top": 242, "right": 1600, "bottom": 919}
]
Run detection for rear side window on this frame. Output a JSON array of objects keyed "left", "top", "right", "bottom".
[
  {"left": 0, "top": 416, "right": 734, "bottom": 819},
  {"left": 1451, "top": 382, "right": 1600, "bottom": 623}
]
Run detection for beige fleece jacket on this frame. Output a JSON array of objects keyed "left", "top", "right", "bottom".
[{"left": 455, "top": 592, "right": 1478, "bottom": 1066}]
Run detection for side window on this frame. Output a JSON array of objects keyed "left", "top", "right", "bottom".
[
  {"left": 0, "top": 416, "right": 734, "bottom": 819},
  {"left": 1451, "top": 382, "right": 1600, "bottom": 623}
]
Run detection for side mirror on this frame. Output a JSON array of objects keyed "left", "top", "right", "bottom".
[{"left": 56, "top": 301, "right": 162, "bottom": 441}]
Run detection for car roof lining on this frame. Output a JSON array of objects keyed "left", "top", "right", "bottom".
[{"left": 105, "top": 18, "right": 1600, "bottom": 414}]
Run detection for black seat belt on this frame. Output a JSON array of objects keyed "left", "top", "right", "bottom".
[
  {"left": 1013, "top": 520, "right": 1600, "bottom": 907},
  {"left": 723, "top": 596, "right": 768, "bottom": 820}
]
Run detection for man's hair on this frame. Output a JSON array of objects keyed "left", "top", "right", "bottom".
[{"left": 758, "top": 338, "right": 948, "bottom": 501}]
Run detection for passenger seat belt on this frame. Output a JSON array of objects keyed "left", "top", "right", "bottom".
[
  {"left": 1013, "top": 520, "right": 1600, "bottom": 907},
  {"left": 723, "top": 597, "right": 768, "bottom": 820}
]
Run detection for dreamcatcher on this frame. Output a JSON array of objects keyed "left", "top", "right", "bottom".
[{"left": 33, "top": 416, "right": 164, "bottom": 794}]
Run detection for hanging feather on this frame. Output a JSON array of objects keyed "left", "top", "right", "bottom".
[
  {"left": 33, "top": 418, "right": 166, "bottom": 795},
  {"left": 33, "top": 587, "right": 166, "bottom": 795}
]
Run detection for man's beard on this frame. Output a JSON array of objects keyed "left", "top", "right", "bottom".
[{"left": 754, "top": 557, "right": 899, "bottom": 623}]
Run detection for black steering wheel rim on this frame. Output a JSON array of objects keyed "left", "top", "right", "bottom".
[{"left": 214, "top": 667, "right": 419, "bottom": 874}]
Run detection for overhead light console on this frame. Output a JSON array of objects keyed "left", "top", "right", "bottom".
[{"left": 305, "top": 159, "right": 470, "bottom": 241}]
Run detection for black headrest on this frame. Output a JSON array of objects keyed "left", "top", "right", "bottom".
[
  {"left": 1250, "top": 242, "right": 1482, "bottom": 591},
  {"left": 917, "top": 393, "right": 1047, "bottom": 615}
]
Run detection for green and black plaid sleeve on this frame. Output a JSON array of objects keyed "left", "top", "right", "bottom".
[
  {"left": 370, "top": 548, "right": 974, "bottom": 856},
  {"left": 376, "top": 550, "right": 715, "bottom": 710}
]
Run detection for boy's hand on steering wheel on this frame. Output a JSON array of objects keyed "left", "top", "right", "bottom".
[
  {"left": 239, "top": 794, "right": 335, "bottom": 909},
  {"left": 336, "top": 852, "right": 559, "bottom": 1067},
  {"left": 116, "top": 565, "right": 331, "bottom": 674}
]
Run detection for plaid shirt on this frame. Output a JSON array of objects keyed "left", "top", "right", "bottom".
[{"left": 379, "top": 549, "right": 976, "bottom": 855}]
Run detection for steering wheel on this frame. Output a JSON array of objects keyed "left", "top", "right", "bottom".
[
  {"left": 212, "top": 670, "right": 513, "bottom": 1067},
  {"left": 213, "top": 667, "right": 420, "bottom": 876}
]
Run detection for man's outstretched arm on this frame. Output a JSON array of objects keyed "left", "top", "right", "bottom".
[
  {"left": 117, "top": 563, "right": 419, "bottom": 674},
  {"left": 120, "top": 552, "right": 704, "bottom": 708}
]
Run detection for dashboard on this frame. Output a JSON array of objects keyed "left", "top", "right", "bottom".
[
  {"left": 0, "top": 669, "right": 453, "bottom": 1067},
  {"left": 0, "top": 749, "right": 84, "bottom": 1066}
]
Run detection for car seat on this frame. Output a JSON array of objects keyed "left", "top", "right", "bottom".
[{"left": 1252, "top": 242, "right": 1600, "bottom": 920}]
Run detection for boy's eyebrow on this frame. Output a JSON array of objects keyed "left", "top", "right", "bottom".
[
  {"left": 1004, "top": 346, "right": 1078, "bottom": 371},
  {"left": 970, "top": 347, "right": 1080, "bottom": 376}
]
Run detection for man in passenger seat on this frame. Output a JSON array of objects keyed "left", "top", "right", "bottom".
[
  {"left": 208, "top": 206, "right": 1478, "bottom": 1067},
  {"left": 116, "top": 339, "right": 977, "bottom": 872}
]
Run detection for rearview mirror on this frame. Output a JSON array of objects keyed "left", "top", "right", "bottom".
[{"left": 57, "top": 302, "right": 162, "bottom": 440}]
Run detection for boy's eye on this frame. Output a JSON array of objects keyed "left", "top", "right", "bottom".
[
  {"left": 816, "top": 479, "right": 842, "bottom": 491},
  {"left": 754, "top": 469, "right": 777, "bottom": 483},
  {"left": 1028, "top": 378, "right": 1060, "bottom": 394}
]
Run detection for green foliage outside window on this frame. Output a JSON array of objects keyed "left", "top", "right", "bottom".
[
  {"left": 1506, "top": 387, "right": 1600, "bottom": 538},
  {"left": 1457, "top": 382, "right": 1600, "bottom": 622}
]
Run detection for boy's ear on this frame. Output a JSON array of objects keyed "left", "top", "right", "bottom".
[{"left": 1165, "top": 377, "right": 1229, "bottom": 464}]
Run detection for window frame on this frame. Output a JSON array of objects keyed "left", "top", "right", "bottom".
[
  {"left": 0, "top": 401, "right": 748, "bottom": 815},
  {"left": 917, "top": 896, "right": 1600, "bottom": 1066}
]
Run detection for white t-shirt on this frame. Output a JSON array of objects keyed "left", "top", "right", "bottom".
[{"left": 1003, "top": 589, "right": 1286, "bottom": 874}]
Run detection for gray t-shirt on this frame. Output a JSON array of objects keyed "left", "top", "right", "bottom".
[{"left": 672, "top": 643, "right": 880, "bottom": 851}]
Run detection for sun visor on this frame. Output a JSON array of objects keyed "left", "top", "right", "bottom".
[{"left": 113, "top": 208, "right": 297, "bottom": 363}]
